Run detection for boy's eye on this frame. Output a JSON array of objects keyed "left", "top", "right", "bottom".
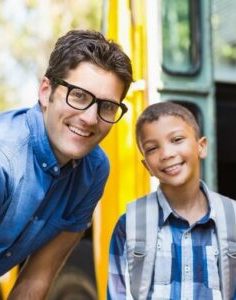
[
  {"left": 144, "top": 146, "right": 158, "bottom": 154},
  {"left": 172, "top": 136, "right": 184, "bottom": 143}
]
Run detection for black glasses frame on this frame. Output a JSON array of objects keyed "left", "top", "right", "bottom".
[{"left": 50, "top": 77, "right": 128, "bottom": 124}]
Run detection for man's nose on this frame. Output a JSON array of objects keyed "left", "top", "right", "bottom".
[{"left": 79, "top": 103, "right": 98, "bottom": 125}]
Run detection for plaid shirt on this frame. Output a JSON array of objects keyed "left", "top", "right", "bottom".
[{"left": 108, "top": 186, "right": 223, "bottom": 300}]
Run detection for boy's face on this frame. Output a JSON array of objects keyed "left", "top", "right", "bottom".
[
  {"left": 139, "top": 115, "right": 207, "bottom": 190},
  {"left": 39, "top": 62, "right": 124, "bottom": 166}
]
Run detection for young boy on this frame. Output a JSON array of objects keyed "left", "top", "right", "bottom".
[{"left": 108, "top": 102, "right": 236, "bottom": 300}]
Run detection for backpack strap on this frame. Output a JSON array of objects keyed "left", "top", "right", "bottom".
[
  {"left": 126, "top": 192, "right": 159, "bottom": 299},
  {"left": 209, "top": 191, "right": 236, "bottom": 300},
  {"left": 221, "top": 195, "right": 236, "bottom": 299}
]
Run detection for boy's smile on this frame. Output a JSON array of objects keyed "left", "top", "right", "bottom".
[
  {"left": 139, "top": 115, "right": 207, "bottom": 190},
  {"left": 161, "top": 161, "right": 184, "bottom": 176}
]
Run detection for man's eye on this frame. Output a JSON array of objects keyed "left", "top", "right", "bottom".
[
  {"left": 72, "top": 90, "right": 87, "bottom": 100},
  {"left": 101, "top": 101, "right": 118, "bottom": 113},
  {"left": 69, "top": 89, "right": 91, "bottom": 102}
]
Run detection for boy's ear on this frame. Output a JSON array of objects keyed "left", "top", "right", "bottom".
[
  {"left": 198, "top": 136, "right": 208, "bottom": 159},
  {"left": 38, "top": 76, "right": 52, "bottom": 108},
  {"left": 141, "top": 159, "right": 154, "bottom": 176}
]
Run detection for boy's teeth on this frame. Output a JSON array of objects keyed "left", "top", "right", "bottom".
[
  {"left": 164, "top": 163, "right": 181, "bottom": 173},
  {"left": 166, "top": 165, "right": 177, "bottom": 171}
]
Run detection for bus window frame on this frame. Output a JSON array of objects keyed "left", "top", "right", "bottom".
[{"left": 162, "top": 0, "right": 202, "bottom": 76}]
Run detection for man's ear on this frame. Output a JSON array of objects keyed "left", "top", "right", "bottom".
[
  {"left": 141, "top": 159, "right": 154, "bottom": 176},
  {"left": 198, "top": 136, "right": 208, "bottom": 159},
  {"left": 38, "top": 76, "right": 52, "bottom": 109}
]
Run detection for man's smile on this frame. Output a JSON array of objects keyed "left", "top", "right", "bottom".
[{"left": 68, "top": 125, "right": 92, "bottom": 137}]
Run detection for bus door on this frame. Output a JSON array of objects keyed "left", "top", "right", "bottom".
[
  {"left": 212, "top": 0, "right": 236, "bottom": 199},
  {"left": 146, "top": 0, "right": 216, "bottom": 189}
]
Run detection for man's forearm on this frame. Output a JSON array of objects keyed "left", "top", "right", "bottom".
[
  {"left": 8, "top": 231, "right": 83, "bottom": 300},
  {"left": 8, "top": 278, "right": 52, "bottom": 300}
]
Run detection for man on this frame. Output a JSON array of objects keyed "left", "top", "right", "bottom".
[{"left": 0, "top": 29, "right": 133, "bottom": 299}]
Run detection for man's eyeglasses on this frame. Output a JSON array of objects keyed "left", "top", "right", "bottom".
[{"left": 50, "top": 78, "right": 128, "bottom": 124}]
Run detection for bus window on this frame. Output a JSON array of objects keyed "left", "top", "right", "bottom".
[
  {"left": 174, "top": 101, "right": 204, "bottom": 135},
  {"left": 162, "top": 0, "right": 201, "bottom": 75}
]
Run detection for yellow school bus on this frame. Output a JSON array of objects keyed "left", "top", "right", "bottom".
[
  {"left": 2, "top": 0, "right": 236, "bottom": 299},
  {"left": 0, "top": 1, "right": 149, "bottom": 299}
]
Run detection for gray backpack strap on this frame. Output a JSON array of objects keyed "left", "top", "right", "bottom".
[
  {"left": 126, "top": 192, "right": 159, "bottom": 300},
  {"left": 210, "top": 191, "right": 236, "bottom": 300},
  {"left": 219, "top": 194, "right": 236, "bottom": 299}
]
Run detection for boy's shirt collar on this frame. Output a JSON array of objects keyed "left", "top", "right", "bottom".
[
  {"left": 157, "top": 180, "right": 216, "bottom": 227},
  {"left": 157, "top": 188, "right": 173, "bottom": 225},
  {"left": 200, "top": 180, "right": 217, "bottom": 222}
]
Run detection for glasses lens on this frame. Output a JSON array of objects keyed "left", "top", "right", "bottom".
[
  {"left": 99, "top": 100, "right": 124, "bottom": 123},
  {"left": 68, "top": 88, "right": 93, "bottom": 110}
]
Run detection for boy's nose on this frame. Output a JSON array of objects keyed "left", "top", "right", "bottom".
[
  {"left": 159, "top": 145, "right": 175, "bottom": 160},
  {"left": 79, "top": 103, "right": 98, "bottom": 125}
]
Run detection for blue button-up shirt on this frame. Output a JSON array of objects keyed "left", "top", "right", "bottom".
[
  {"left": 108, "top": 185, "right": 222, "bottom": 299},
  {"left": 0, "top": 103, "right": 109, "bottom": 275}
]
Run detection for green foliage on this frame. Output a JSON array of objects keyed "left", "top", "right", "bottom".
[
  {"left": 221, "top": 44, "right": 236, "bottom": 64},
  {"left": 162, "top": 0, "right": 191, "bottom": 72},
  {"left": 0, "top": 0, "right": 102, "bottom": 110}
]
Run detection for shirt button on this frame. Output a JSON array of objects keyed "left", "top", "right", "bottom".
[
  {"left": 31, "top": 215, "right": 38, "bottom": 221},
  {"left": 53, "top": 166, "right": 59, "bottom": 172},
  {"left": 42, "top": 162, "right": 47, "bottom": 168},
  {"left": 185, "top": 265, "right": 190, "bottom": 272},
  {"left": 6, "top": 252, "right": 12, "bottom": 257}
]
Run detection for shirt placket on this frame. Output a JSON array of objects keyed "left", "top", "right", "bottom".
[{"left": 181, "top": 230, "right": 193, "bottom": 300}]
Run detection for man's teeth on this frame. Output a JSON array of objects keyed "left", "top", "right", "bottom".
[{"left": 69, "top": 125, "right": 90, "bottom": 137}]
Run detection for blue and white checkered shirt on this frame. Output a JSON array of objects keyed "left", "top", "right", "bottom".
[{"left": 108, "top": 186, "right": 222, "bottom": 299}]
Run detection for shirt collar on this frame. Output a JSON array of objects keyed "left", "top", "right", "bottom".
[
  {"left": 156, "top": 188, "right": 173, "bottom": 226},
  {"left": 26, "top": 103, "right": 60, "bottom": 176},
  {"left": 199, "top": 180, "right": 217, "bottom": 222},
  {"left": 157, "top": 180, "right": 216, "bottom": 227}
]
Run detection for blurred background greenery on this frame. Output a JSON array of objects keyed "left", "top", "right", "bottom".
[
  {"left": 1, "top": 0, "right": 236, "bottom": 111},
  {"left": 0, "top": 0, "right": 102, "bottom": 110}
]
